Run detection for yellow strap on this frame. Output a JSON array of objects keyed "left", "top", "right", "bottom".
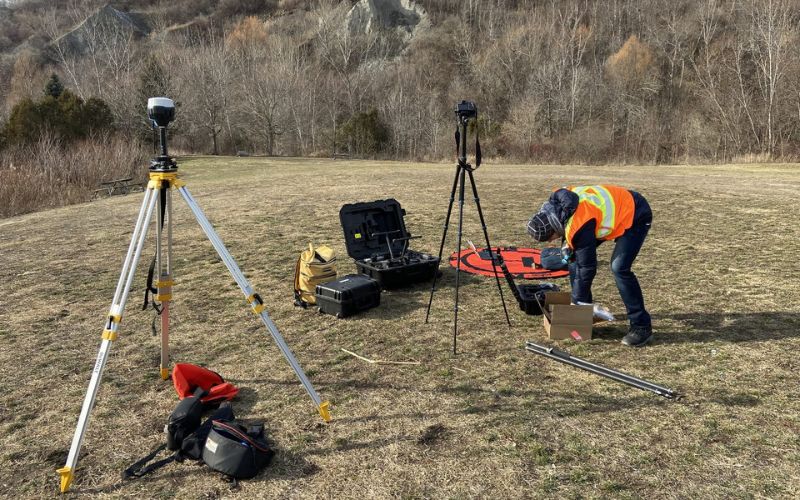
[
  {"left": 252, "top": 304, "right": 265, "bottom": 314},
  {"left": 294, "top": 256, "right": 302, "bottom": 296},
  {"left": 155, "top": 279, "right": 174, "bottom": 287},
  {"left": 155, "top": 293, "right": 172, "bottom": 301},
  {"left": 102, "top": 329, "right": 118, "bottom": 341},
  {"left": 107, "top": 313, "right": 121, "bottom": 323}
]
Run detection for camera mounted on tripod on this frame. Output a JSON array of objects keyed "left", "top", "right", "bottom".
[
  {"left": 454, "top": 100, "right": 480, "bottom": 171},
  {"left": 148, "top": 97, "right": 177, "bottom": 172},
  {"left": 455, "top": 100, "right": 477, "bottom": 122}
]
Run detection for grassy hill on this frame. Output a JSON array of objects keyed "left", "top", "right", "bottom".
[{"left": 0, "top": 158, "right": 798, "bottom": 497}]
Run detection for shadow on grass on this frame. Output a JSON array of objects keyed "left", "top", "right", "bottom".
[
  {"left": 659, "top": 311, "right": 800, "bottom": 343},
  {"left": 565, "top": 311, "right": 800, "bottom": 345},
  {"left": 69, "top": 454, "right": 318, "bottom": 495},
  {"left": 324, "top": 270, "right": 490, "bottom": 321},
  {"left": 249, "top": 447, "right": 320, "bottom": 482},
  {"left": 229, "top": 386, "right": 259, "bottom": 415},
  {"left": 324, "top": 379, "right": 667, "bottom": 422},
  {"left": 67, "top": 440, "right": 319, "bottom": 495}
]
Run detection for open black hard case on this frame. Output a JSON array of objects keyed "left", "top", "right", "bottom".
[{"left": 339, "top": 199, "right": 439, "bottom": 289}]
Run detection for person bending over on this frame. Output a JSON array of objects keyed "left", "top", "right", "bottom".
[{"left": 527, "top": 185, "right": 653, "bottom": 347}]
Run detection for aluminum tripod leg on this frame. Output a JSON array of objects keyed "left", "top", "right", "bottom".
[
  {"left": 425, "top": 163, "right": 461, "bottom": 323},
  {"left": 467, "top": 169, "right": 510, "bottom": 326},
  {"left": 58, "top": 187, "right": 159, "bottom": 493},
  {"left": 176, "top": 186, "right": 330, "bottom": 422}
]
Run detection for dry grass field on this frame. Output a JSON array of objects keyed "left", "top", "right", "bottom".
[{"left": 1, "top": 157, "right": 799, "bottom": 499}]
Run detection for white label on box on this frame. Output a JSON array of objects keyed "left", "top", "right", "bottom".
[{"left": 205, "top": 437, "right": 218, "bottom": 454}]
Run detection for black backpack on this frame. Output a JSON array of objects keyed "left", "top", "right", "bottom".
[
  {"left": 166, "top": 386, "right": 206, "bottom": 451},
  {"left": 123, "top": 391, "right": 234, "bottom": 479},
  {"left": 124, "top": 394, "right": 273, "bottom": 481}
]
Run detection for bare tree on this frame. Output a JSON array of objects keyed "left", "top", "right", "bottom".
[
  {"left": 743, "top": 0, "right": 795, "bottom": 155},
  {"left": 313, "top": 0, "right": 390, "bottom": 154},
  {"left": 177, "top": 26, "right": 231, "bottom": 155},
  {"left": 42, "top": 2, "right": 92, "bottom": 99},
  {"left": 228, "top": 17, "right": 302, "bottom": 155}
]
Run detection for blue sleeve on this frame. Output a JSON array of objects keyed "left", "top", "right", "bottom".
[{"left": 570, "top": 219, "right": 597, "bottom": 304}]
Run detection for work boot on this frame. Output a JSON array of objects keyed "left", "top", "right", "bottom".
[{"left": 622, "top": 326, "right": 653, "bottom": 347}]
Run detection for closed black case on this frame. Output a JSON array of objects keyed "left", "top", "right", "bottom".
[
  {"left": 315, "top": 274, "right": 381, "bottom": 318},
  {"left": 339, "top": 199, "right": 439, "bottom": 289}
]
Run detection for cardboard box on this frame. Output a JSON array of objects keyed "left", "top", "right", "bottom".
[{"left": 541, "top": 292, "right": 594, "bottom": 341}]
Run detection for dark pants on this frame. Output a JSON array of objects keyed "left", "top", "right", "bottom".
[
  {"left": 567, "top": 210, "right": 652, "bottom": 328},
  {"left": 611, "top": 215, "right": 652, "bottom": 328}
]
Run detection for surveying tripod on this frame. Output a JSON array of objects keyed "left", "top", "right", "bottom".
[
  {"left": 57, "top": 98, "right": 330, "bottom": 493},
  {"left": 425, "top": 101, "right": 510, "bottom": 354}
]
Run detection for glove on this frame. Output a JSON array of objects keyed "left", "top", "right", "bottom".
[{"left": 561, "top": 245, "right": 573, "bottom": 264}]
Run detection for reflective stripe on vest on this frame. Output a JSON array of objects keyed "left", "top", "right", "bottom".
[
  {"left": 571, "top": 186, "right": 616, "bottom": 238},
  {"left": 564, "top": 185, "right": 635, "bottom": 247}
]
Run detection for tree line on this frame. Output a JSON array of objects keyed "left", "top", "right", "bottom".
[{"left": 2, "top": 0, "right": 800, "bottom": 164}]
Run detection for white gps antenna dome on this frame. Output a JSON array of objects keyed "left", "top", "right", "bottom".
[{"left": 147, "top": 97, "right": 175, "bottom": 127}]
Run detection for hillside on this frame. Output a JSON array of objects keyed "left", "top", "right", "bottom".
[{"left": 1, "top": 0, "right": 800, "bottom": 165}]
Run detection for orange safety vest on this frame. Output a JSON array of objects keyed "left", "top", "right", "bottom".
[{"left": 564, "top": 185, "right": 635, "bottom": 248}]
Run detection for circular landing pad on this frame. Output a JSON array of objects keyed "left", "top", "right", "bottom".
[{"left": 449, "top": 246, "right": 569, "bottom": 280}]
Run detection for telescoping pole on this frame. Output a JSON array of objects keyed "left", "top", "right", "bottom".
[{"left": 524, "top": 342, "right": 678, "bottom": 399}]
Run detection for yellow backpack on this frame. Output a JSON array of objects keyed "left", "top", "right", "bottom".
[{"left": 293, "top": 244, "right": 337, "bottom": 307}]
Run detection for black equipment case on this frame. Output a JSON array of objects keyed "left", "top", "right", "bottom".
[
  {"left": 339, "top": 199, "right": 439, "bottom": 289},
  {"left": 315, "top": 274, "right": 381, "bottom": 318}
]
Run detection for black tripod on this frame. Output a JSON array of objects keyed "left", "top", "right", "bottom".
[{"left": 425, "top": 101, "right": 510, "bottom": 354}]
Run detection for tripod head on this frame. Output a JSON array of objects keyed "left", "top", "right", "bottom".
[
  {"left": 148, "top": 97, "right": 177, "bottom": 172},
  {"left": 454, "top": 100, "right": 480, "bottom": 170}
]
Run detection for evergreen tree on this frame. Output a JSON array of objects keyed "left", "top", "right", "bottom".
[
  {"left": 2, "top": 90, "right": 114, "bottom": 146},
  {"left": 44, "top": 74, "right": 64, "bottom": 98},
  {"left": 340, "top": 109, "right": 389, "bottom": 156}
]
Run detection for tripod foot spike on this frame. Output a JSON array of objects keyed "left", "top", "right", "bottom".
[
  {"left": 160, "top": 367, "right": 169, "bottom": 380},
  {"left": 57, "top": 466, "right": 73, "bottom": 493},
  {"left": 318, "top": 401, "right": 332, "bottom": 422}
]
